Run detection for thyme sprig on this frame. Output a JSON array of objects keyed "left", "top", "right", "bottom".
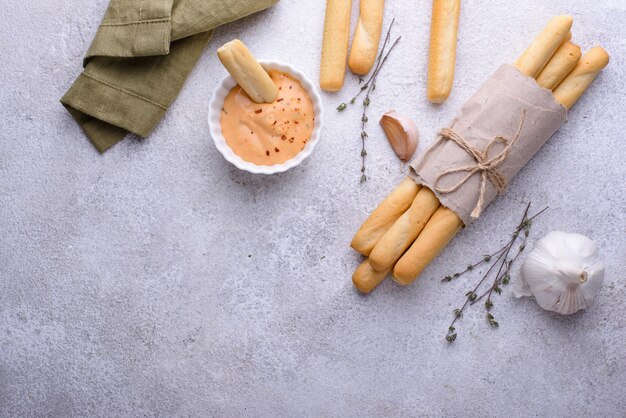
[
  {"left": 337, "top": 19, "right": 401, "bottom": 183},
  {"left": 444, "top": 203, "right": 548, "bottom": 343}
]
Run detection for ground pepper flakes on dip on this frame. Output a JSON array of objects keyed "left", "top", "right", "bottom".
[{"left": 220, "top": 70, "right": 315, "bottom": 165}]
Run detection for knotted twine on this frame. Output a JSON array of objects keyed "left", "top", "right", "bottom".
[{"left": 432, "top": 110, "right": 527, "bottom": 219}]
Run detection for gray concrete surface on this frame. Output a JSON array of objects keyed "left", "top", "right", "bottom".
[{"left": 1, "top": 0, "right": 625, "bottom": 416}]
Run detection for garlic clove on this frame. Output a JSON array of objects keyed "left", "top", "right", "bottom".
[
  {"left": 518, "top": 231, "right": 605, "bottom": 315},
  {"left": 511, "top": 274, "right": 532, "bottom": 297},
  {"left": 380, "top": 110, "right": 419, "bottom": 161}
]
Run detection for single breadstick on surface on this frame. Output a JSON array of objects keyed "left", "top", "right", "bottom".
[
  {"left": 348, "top": 0, "right": 385, "bottom": 75},
  {"left": 217, "top": 40, "right": 278, "bottom": 104},
  {"left": 353, "top": 258, "right": 391, "bottom": 294},
  {"left": 553, "top": 46, "right": 609, "bottom": 109},
  {"left": 514, "top": 15, "right": 573, "bottom": 78},
  {"left": 536, "top": 41, "right": 582, "bottom": 90},
  {"left": 393, "top": 206, "right": 463, "bottom": 285},
  {"left": 351, "top": 178, "right": 420, "bottom": 256},
  {"left": 427, "top": 0, "right": 461, "bottom": 103},
  {"left": 369, "top": 187, "right": 440, "bottom": 271},
  {"left": 320, "top": 0, "right": 353, "bottom": 91}
]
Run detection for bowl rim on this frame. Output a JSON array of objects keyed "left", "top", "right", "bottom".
[{"left": 208, "top": 60, "right": 324, "bottom": 175}]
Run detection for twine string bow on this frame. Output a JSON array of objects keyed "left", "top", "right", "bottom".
[{"left": 433, "top": 111, "right": 527, "bottom": 219}]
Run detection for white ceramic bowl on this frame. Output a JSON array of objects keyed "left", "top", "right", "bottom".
[{"left": 208, "top": 60, "right": 323, "bottom": 174}]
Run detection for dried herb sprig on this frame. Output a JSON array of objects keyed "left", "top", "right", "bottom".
[
  {"left": 337, "top": 19, "right": 401, "bottom": 183},
  {"left": 444, "top": 203, "right": 548, "bottom": 343}
]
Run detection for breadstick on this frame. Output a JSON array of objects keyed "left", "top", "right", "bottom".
[
  {"left": 514, "top": 15, "right": 573, "bottom": 78},
  {"left": 427, "top": 0, "right": 461, "bottom": 103},
  {"left": 563, "top": 31, "right": 572, "bottom": 43},
  {"left": 348, "top": 0, "right": 385, "bottom": 75},
  {"left": 320, "top": 0, "right": 353, "bottom": 91},
  {"left": 353, "top": 259, "right": 390, "bottom": 294},
  {"left": 369, "top": 187, "right": 440, "bottom": 271},
  {"left": 553, "top": 46, "right": 610, "bottom": 109},
  {"left": 217, "top": 40, "right": 278, "bottom": 104},
  {"left": 351, "top": 178, "right": 420, "bottom": 256},
  {"left": 536, "top": 41, "right": 582, "bottom": 90},
  {"left": 393, "top": 206, "right": 463, "bottom": 285}
]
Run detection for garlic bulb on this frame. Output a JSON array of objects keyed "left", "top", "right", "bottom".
[
  {"left": 380, "top": 110, "right": 419, "bottom": 161},
  {"left": 514, "top": 231, "right": 605, "bottom": 315}
]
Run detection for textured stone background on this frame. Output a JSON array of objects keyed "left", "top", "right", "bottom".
[{"left": 1, "top": 0, "right": 625, "bottom": 416}]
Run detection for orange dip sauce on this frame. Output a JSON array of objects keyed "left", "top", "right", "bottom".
[{"left": 220, "top": 70, "right": 315, "bottom": 166}]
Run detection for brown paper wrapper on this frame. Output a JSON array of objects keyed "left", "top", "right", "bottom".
[{"left": 410, "top": 64, "right": 567, "bottom": 226}]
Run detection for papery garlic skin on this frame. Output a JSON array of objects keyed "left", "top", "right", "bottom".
[
  {"left": 380, "top": 111, "right": 419, "bottom": 161},
  {"left": 515, "top": 231, "right": 605, "bottom": 315}
]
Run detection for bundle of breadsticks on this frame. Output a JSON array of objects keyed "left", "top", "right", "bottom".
[
  {"left": 320, "top": 0, "right": 386, "bottom": 91},
  {"left": 351, "top": 15, "right": 610, "bottom": 293}
]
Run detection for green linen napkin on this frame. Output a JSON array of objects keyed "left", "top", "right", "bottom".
[{"left": 61, "top": 0, "right": 279, "bottom": 153}]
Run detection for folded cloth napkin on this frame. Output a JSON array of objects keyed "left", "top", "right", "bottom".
[{"left": 61, "top": 0, "right": 279, "bottom": 153}]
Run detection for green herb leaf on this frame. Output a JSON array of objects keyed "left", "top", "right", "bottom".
[
  {"left": 335, "top": 21, "right": 400, "bottom": 182},
  {"left": 442, "top": 202, "right": 547, "bottom": 340}
]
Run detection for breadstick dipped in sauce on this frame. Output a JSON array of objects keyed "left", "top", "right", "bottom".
[
  {"left": 320, "top": 0, "right": 353, "bottom": 91},
  {"left": 427, "top": 0, "right": 462, "bottom": 103},
  {"left": 217, "top": 40, "right": 278, "bottom": 104},
  {"left": 349, "top": 0, "right": 385, "bottom": 75}
]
